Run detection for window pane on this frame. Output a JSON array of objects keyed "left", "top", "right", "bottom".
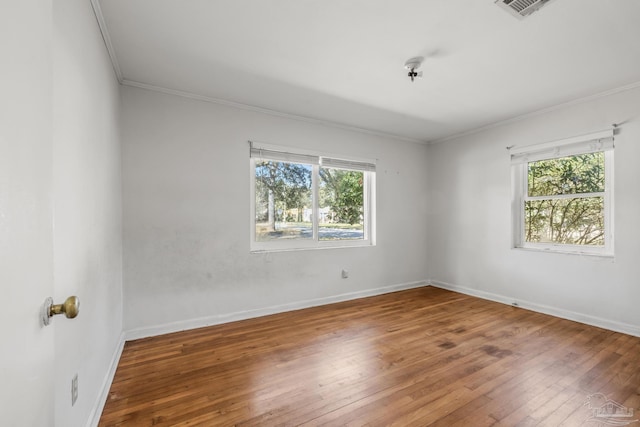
[
  {"left": 528, "top": 152, "right": 604, "bottom": 197},
  {"left": 525, "top": 197, "right": 604, "bottom": 246},
  {"left": 318, "top": 167, "right": 364, "bottom": 241},
  {"left": 255, "top": 160, "right": 312, "bottom": 242}
]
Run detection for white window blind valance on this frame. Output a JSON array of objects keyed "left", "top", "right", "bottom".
[
  {"left": 250, "top": 147, "right": 319, "bottom": 165},
  {"left": 510, "top": 129, "right": 614, "bottom": 165},
  {"left": 250, "top": 141, "right": 376, "bottom": 172},
  {"left": 321, "top": 157, "right": 376, "bottom": 172}
]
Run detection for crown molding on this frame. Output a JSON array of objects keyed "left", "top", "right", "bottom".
[
  {"left": 121, "top": 79, "right": 428, "bottom": 144},
  {"left": 90, "top": 0, "right": 123, "bottom": 83},
  {"left": 429, "top": 79, "right": 640, "bottom": 145},
  {"left": 89, "top": 0, "right": 640, "bottom": 147},
  {"left": 88, "top": 1, "right": 427, "bottom": 145}
]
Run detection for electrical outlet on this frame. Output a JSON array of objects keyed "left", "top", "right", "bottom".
[{"left": 71, "top": 374, "right": 78, "bottom": 406}]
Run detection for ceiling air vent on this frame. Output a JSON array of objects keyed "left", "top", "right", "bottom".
[{"left": 495, "top": 0, "right": 554, "bottom": 19}]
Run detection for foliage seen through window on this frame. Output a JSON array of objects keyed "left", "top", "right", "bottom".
[
  {"left": 254, "top": 161, "right": 366, "bottom": 243},
  {"left": 525, "top": 152, "right": 605, "bottom": 246}
]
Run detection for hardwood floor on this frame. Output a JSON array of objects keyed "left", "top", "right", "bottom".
[{"left": 99, "top": 287, "right": 640, "bottom": 426}]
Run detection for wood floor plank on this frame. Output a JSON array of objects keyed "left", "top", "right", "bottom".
[{"left": 99, "top": 287, "right": 640, "bottom": 426}]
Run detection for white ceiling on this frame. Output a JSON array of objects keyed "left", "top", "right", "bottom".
[{"left": 96, "top": 0, "right": 640, "bottom": 142}]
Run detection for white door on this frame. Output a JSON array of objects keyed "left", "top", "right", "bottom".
[{"left": 0, "top": 1, "right": 55, "bottom": 426}]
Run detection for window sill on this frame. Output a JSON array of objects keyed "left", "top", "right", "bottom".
[
  {"left": 513, "top": 246, "right": 614, "bottom": 260},
  {"left": 251, "top": 241, "right": 374, "bottom": 254}
]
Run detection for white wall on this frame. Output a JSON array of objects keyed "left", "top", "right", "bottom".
[
  {"left": 121, "top": 86, "right": 429, "bottom": 335},
  {"left": 53, "top": 0, "right": 123, "bottom": 425},
  {"left": 427, "top": 85, "right": 640, "bottom": 335}
]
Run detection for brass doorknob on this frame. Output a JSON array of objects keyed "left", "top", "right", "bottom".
[{"left": 42, "top": 296, "right": 80, "bottom": 326}]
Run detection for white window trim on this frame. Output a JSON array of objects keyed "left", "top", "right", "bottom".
[
  {"left": 510, "top": 129, "right": 615, "bottom": 257},
  {"left": 249, "top": 142, "right": 376, "bottom": 253}
]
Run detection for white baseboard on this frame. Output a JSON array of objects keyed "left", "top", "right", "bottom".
[
  {"left": 125, "top": 280, "right": 430, "bottom": 341},
  {"left": 87, "top": 331, "right": 126, "bottom": 427},
  {"left": 430, "top": 280, "right": 640, "bottom": 338}
]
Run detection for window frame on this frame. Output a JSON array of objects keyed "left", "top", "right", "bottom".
[
  {"left": 249, "top": 142, "right": 376, "bottom": 253},
  {"left": 511, "top": 129, "right": 615, "bottom": 256}
]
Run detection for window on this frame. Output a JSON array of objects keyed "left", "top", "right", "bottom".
[
  {"left": 250, "top": 143, "right": 375, "bottom": 252},
  {"left": 511, "top": 129, "right": 614, "bottom": 255}
]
